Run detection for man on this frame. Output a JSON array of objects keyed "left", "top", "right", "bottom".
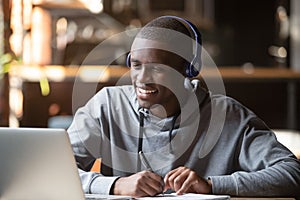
[{"left": 67, "top": 16, "right": 300, "bottom": 198}]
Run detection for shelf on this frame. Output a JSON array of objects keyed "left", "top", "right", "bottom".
[
  {"left": 9, "top": 65, "right": 300, "bottom": 82},
  {"left": 32, "top": 0, "right": 88, "bottom": 10}
]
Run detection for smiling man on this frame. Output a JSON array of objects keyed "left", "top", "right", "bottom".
[
  {"left": 68, "top": 16, "right": 300, "bottom": 198},
  {"left": 130, "top": 50, "right": 186, "bottom": 117}
]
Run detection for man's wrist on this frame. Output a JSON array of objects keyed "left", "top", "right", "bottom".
[
  {"left": 90, "top": 176, "right": 120, "bottom": 194},
  {"left": 111, "top": 177, "right": 122, "bottom": 195}
]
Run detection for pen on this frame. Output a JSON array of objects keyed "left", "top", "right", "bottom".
[
  {"left": 138, "top": 151, "right": 153, "bottom": 172},
  {"left": 139, "top": 151, "right": 165, "bottom": 196}
]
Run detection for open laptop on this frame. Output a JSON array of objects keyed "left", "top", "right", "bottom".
[{"left": 0, "top": 127, "right": 132, "bottom": 200}]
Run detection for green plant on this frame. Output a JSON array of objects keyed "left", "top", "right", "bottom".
[{"left": 0, "top": 53, "right": 14, "bottom": 77}]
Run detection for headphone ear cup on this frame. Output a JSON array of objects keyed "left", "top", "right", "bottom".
[{"left": 126, "top": 53, "right": 131, "bottom": 67}]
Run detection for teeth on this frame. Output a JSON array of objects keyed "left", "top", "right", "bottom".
[{"left": 138, "top": 88, "right": 156, "bottom": 94}]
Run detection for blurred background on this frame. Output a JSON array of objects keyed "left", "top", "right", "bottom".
[{"left": 1, "top": 0, "right": 300, "bottom": 139}]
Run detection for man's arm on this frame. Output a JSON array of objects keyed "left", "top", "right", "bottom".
[
  {"left": 68, "top": 94, "right": 164, "bottom": 197},
  {"left": 210, "top": 119, "right": 300, "bottom": 197},
  {"left": 164, "top": 118, "right": 300, "bottom": 197},
  {"left": 67, "top": 90, "right": 122, "bottom": 194},
  {"left": 70, "top": 120, "right": 164, "bottom": 196}
]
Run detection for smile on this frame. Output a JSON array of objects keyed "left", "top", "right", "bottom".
[{"left": 138, "top": 88, "right": 157, "bottom": 94}]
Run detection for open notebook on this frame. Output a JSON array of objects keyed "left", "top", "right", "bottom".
[
  {"left": 136, "top": 193, "right": 230, "bottom": 200},
  {"left": 0, "top": 127, "right": 131, "bottom": 200}
]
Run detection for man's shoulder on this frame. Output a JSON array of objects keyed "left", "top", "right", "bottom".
[{"left": 210, "top": 93, "right": 257, "bottom": 119}]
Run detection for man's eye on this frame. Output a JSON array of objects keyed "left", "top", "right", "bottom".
[{"left": 131, "top": 64, "right": 141, "bottom": 70}]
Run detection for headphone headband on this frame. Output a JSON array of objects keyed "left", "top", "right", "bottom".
[{"left": 127, "top": 16, "right": 202, "bottom": 78}]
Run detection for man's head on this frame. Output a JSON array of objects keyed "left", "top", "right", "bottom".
[{"left": 129, "top": 16, "right": 202, "bottom": 117}]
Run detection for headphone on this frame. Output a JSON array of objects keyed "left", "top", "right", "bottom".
[{"left": 126, "top": 15, "right": 202, "bottom": 78}]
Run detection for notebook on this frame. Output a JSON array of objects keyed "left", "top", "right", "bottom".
[
  {"left": 136, "top": 193, "right": 230, "bottom": 200},
  {"left": 0, "top": 127, "right": 132, "bottom": 200}
]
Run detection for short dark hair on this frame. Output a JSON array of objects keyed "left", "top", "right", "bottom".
[
  {"left": 137, "top": 17, "right": 192, "bottom": 42},
  {"left": 135, "top": 16, "right": 196, "bottom": 62}
]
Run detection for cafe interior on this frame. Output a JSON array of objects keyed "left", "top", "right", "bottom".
[{"left": 0, "top": 0, "right": 300, "bottom": 158}]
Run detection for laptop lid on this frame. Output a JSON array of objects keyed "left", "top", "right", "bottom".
[{"left": 0, "top": 127, "right": 85, "bottom": 200}]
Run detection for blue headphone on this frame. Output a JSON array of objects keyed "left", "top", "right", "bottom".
[{"left": 126, "top": 15, "right": 202, "bottom": 78}]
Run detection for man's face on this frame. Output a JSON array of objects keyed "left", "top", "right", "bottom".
[{"left": 130, "top": 47, "right": 186, "bottom": 117}]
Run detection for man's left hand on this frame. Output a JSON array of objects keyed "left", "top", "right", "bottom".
[{"left": 164, "top": 166, "right": 212, "bottom": 195}]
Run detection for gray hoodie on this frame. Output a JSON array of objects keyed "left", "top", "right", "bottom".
[{"left": 68, "top": 82, "right": 300, "bottom": 197}]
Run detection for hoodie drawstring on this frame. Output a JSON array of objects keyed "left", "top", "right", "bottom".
[
  {"left": 168, "top": 113, "right": 179, "bottom": 154},
  {"left": 137, "top": 110, "right": 145, "bottom": 171}
]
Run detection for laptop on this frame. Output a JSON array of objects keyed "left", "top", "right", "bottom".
[{"left": 0, "top": 127, "right": 132, "bottom": 200}]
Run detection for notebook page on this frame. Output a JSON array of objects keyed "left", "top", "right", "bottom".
[{"left": 136, "top": 193, "right": 230, "bottom": 200}]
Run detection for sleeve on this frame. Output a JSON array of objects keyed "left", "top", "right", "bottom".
[
  {"left": 210, "top": 117, "right": 300, "bottom": 198},
  {"left": 67, "top": 90, "right": 119, "bottom": 195}
]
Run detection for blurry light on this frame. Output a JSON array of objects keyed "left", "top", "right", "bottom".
[
  {"left": 45, "top": 66, "right": 66, "bottom": 81},
  {"left": 56, "top": 17, "right": 68, "bottom": 35},
  {"left": 79, "top": 67, "right": 109, "bottom": 82},
  {"left": 21, "top": 66, "right": 42, "bottom": 81},
  {"left": 9, "top": 114, "right": 20, "bottom": 128},
  {"left": 278, "top": 47, "right": 287, "bottom": 58},
  {"left": 49, "top": 103, "right": 60, "bottom": 116},
  {"left": 94, "top": 29, "right": 115, "bottom": 41},
  {"left": 10, "top": 0, "right": 23, "bottom": 56},
  {"left": 23, "top": 0, "right": 32, "bottom": 30},
  {"left": 31, "top": 7, "right": 51, "bottom": 64},
  {"left": 242, "top": 62, "right": 254, "bottom": 74},
  {"left": 9, "top": 88, "right": 23, "bottom": 119},
  {"left": 67, "top": 21, "right": 77, "bottom": 43},
  {"left": 56, "top": 18, "right": 68, "bottom": 50},
  {"left": 80, "top": 0, "right": 103, "bottom": 14},
  {"left": 9, "top": 75, "right": 23, "bottom": 127},
  {"left": 82, "top": 25, "right": 94, "bottom": 39},
  {"left": 31, "top": 0, "right": 43, "bottom": 4},
  {"left": 268, "top": 46, "right": 287, "bottom": 58},
  {"left": 23, "top": 33, "right": 31, "bottom": 64},
  {"left": 277, "top": 6, "right": 288, "bottom": 21},
  {"left": 277, "top": 6, "right": 289, "bottom": 40}
]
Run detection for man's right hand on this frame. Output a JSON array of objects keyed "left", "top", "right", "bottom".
[{"left": 112, "top": 171, "right": 164, "bottom": 197}]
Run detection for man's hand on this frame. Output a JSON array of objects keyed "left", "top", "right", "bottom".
[
  {"left": 164, "top": 166, "right": 212, "bottom": 195},
  {"left": 113, "top": 171, "right": 164, "bottom": 197}
]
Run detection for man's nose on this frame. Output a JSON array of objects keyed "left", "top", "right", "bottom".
[{"left": 136, "top": 66, "right": 153, "bottom": 83}]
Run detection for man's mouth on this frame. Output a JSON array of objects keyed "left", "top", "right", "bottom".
[
  {"left": 138, "top": 87, "right": 157, "bottom": 94},
  {"left": 136, "top": 87, "right": 158, "bottom": 99}
]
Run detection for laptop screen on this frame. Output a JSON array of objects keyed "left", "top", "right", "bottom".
[{"left": 0, "top": 127, "right": 85, "bottom": 200}]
